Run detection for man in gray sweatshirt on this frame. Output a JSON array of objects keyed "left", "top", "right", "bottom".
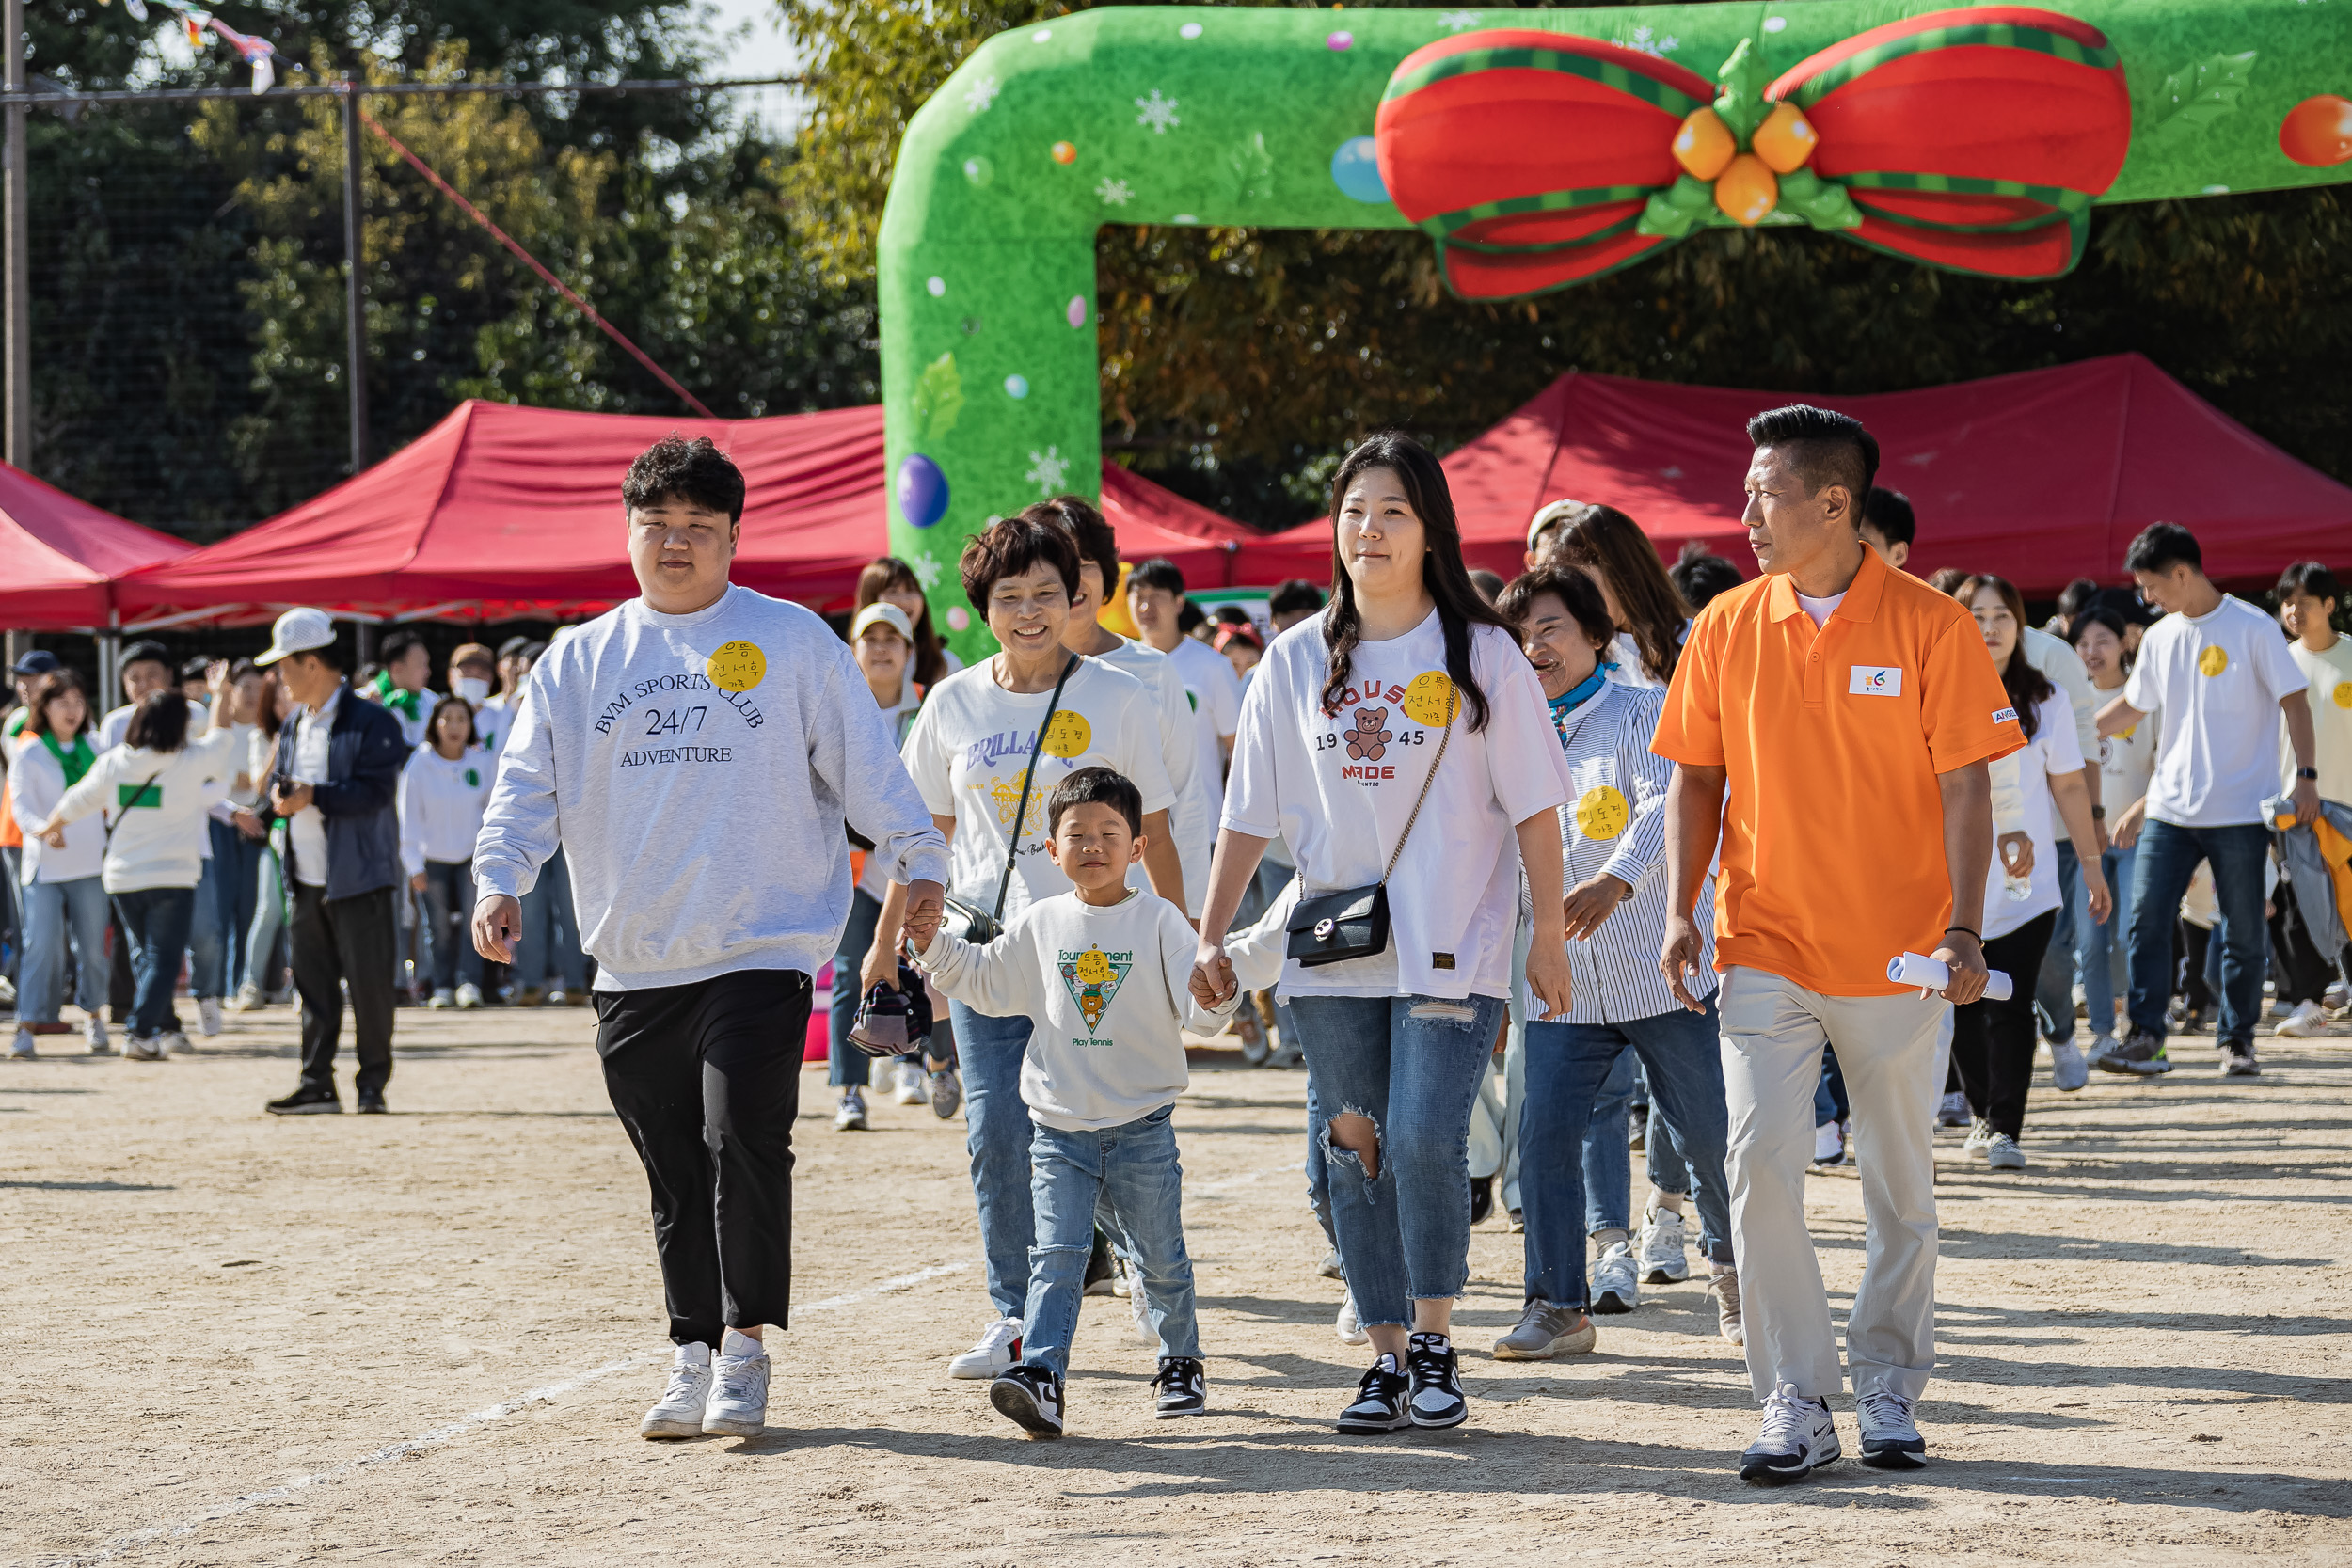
[{"left": 472, "top": 436, "right": 947, "bottom": 1442}]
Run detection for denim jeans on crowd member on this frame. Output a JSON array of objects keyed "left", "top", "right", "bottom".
[
  {"left": 513, "top": 846, "right": 587, "bottom": 994},
  {"left": 244, "top": 845, "right": 286, "bottom": 996},
  {"left": 418, "top": 860, "right": 483, "bottom": 991},
  {"left": 1581, "top": 1047, "right": 1635, "bottom": 1235},
  {"left": 1019, "top": 1105, "right": 1201, "bottom": 1379},
  {"left": 1520, "top": 996, "right": 1736, "bottom": 1309},
  {"left": 827, "top": 888, "right": 883, "bottom": 1090},
  {"left": 2074, "top": 843, "right": 2136, "bottom": 1038},
  {"left": 211, "top": 821, "right": 264, "bottom": 995},
  {"left": 18, "top": 876, "right": 111, "bottom": 1024},
  {"left": 187, "top": 831, "right": 230, "bottom": 1001},
  {"left": 2031, "top": 839, "right": 2082, "bottom": 1045},
  {"left": 948, "top": 1000, "right": 1040, "bottom": 1321},
  {"left": 113, "top": 886, "right": 197, "bottom": 1039},
  {"left": 1285, "top": 991, "right": 1506, "bottom": 1329},
  {"left": 2128, "top": 820, "right": 2269, "bottom": 1049},
  {"left": 1811, "top": 1045, "right": 1851, "bottom": 1130}
]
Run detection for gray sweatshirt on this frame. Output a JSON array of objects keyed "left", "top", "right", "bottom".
[{"left": 473, "top": 584, "right": 949, "bottom": 991}]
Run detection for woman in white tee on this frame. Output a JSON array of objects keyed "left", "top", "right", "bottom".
[
  {"left": 875, "top": 511, "right": 1181, "bottom": 1384},
  {"left": 2068, "top": 608, "right": 2154, "bottom": 1055},
  {"left": 1192, "top": 434, "right": 1574, "bottom": 1434}
]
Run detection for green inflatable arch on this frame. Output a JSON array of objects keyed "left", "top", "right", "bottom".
[{"left": 878, "top": 3, "right": 2352, "bottom": 656}]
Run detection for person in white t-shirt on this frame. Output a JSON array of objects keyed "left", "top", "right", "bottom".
[
  {"left": 1189, "top": 433, "right": 1574, "bottom": 1436},
  {"left": 874, "top": 511, "right": 1183, "bottom": 1386},
  {"left": 2067, "top": 608, "right": 2157, "bottom": 1058},
  {"left": 2268, "top": 561, "right": 2352, "bottom": 1036},
  {"left": 2094, "top": 524, "right": 2318, "bottom": 1077},
  {"left": 1128, "top": 557, "right": 1245, "bottom": 831}
]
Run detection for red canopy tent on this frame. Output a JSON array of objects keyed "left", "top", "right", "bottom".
[
  {"left": 0, "top": 462, "right": 196, "bottom": 631},
  {"left": 1419, "top": 354, "right": 2352, "bottom": 595},
  {"left": 116, "top": 401, "right": 1264, "bottom": 628}
]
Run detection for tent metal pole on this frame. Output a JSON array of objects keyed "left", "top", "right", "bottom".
[
  {"left": 4, "top": 0, "right": 29, "bottom": 471},
  {"left": 341, "top": 74, "right": 367, "bottom": 478}
]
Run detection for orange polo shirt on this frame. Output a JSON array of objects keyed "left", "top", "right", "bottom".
[{"left": 1652, "top": 546, "right": 2023, "bottom": 996}]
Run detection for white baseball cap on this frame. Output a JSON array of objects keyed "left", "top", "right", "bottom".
[
  {"left": 850, "top": 602, "right": 915, "bottom": 644},
  {"left": 253, "top": 606, "right": 338, "bottom": 666}
]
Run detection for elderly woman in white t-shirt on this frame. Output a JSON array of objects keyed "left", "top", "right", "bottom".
[
  {"left": 1192, "top": 433, "right": 1574, "bottom": 1435},
  {"left": 871, "top": 510, "right": 1183, "bottom": 1386}
]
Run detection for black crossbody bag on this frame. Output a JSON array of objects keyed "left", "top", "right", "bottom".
[
  {"left": 939, "top": 654, "right": 1080, "bottom": 947},
  {"left": 1285, "top": 689, "right": 1454, "bottom": 968}
]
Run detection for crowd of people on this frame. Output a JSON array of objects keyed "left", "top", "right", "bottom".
[{"left": 2, "top": 415, "right": 2343, "bottom": 1481}]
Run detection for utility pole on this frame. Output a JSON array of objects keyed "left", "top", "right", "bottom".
[
  {"left": 5, "top": 0, "right": 31, "bottom": 473},
  {"left": 340, "top": 72, "right": 367, "bottom": 477}
]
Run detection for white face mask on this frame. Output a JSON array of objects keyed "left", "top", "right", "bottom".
[{"left": 453, "top": 675, "right": 491, "bottom": 704}]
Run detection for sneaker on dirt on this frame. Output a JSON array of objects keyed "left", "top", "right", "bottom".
[
  {"left": 703, "top": 1334, "right": 770, "bottom": 1438},
  {"left": 1336, "top": 1354, "right": 1412, "bottom": 1434},
  {"left": 2097, "top": 1031, "right": 2173, "bottom": 1076},
  {"left": 2220, "top": 1042, "right": 2262, "bottom": 1077},
  {"left": 1985, "top": 1132, "right": 2026, "bottom": 1170},
  {"left": 2051, "top": 1037, "right": 2090, "bottom": 1092},
  {"left": 1491, "top": 1299, "right": 1595, "bottom": 1360},
  {"left": 1637, "top": 1204, "right": 1690, "bottom": 1283},
  {"left": 834, "top": 1087, "right": 867, "bottom": 1132},
  {"left": 948, "top": 1317, "right": 1024, "bottom": 1380},
  {"left": 1334, "top": 1293, "right": 1367, "bottom": 1347},
  {"left": 1858, "top": 1388, "right": 1928, "bottom": 1468},
  {"left": 1151, "top": 1355, "right": 1206, "bottom": 1418},
  {"left": 1935, "top": 1091, "right": 1970, "bottom": 1128},
  {"left": 266, "top": 1084, "right": 342, "bottom": 1115},
  {"left": 198, "top": 997, "right": 224, "bottom": 1036},
  {"left": 1740, "top": 1383, "right": 1841, "bottom": 1484},
  {"left": 1590, "top": 1240, "right": 1641, "bottom": 1313},
  {"left": 640, "top": 1343, "right": 713, "bottom": 1439},
  {"left": 989, "top": 1365, "right": 1065, "bottom": 1438},
  {"left": 1404, "top": 1332, "right": 1468, "bottom": 1429}
]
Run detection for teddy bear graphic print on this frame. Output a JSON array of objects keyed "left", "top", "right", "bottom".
[{"left": 1317, "top": 670, "right": 1454, "bottom": 785}]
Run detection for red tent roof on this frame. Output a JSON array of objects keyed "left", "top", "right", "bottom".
[
  {"left": 116, "top": 401, "right": 1263, "bottom": 627},
  {"left": 1426, "top": 354, "right": 2352, "bottom": 595},
  {"left": 0, "top": 463, "right": 195, "bottom": 630}
]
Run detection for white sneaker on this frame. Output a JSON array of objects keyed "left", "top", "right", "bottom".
[
  {"left": 1590, "top": 1239, "right": 1641, "bottom": 1313},
  {"left": 427, "top": 988, "right": 454, "bottom": 1009},
  {"left": 1335, "top": 1293, "right": 1368, "bottom": 1347},
  {"left": 1811, "top": 1119, "right": 1845, "bottom": 1166},
  {"left": 1740, "top": 1383, "right": 1841, "bottom": 1483},
  {"left": 454, "top": 982, "right": 484, "bottom": 1009},
  {"left": 834, "top": 1087, "right": 867, "bottom": 1131},
  {"left": 124, "top": 1035, "right": 167, "bottom": 1062},
  {"left": 2275, "top": 999, "right": 2328, "bottom": 1038},
  {"left": 230, "top": 982, "right": 264, "bottom": 1012},
  {"left": 1636, "top": 1204, "right": 1690, "bottom": 1284},
  {"left": 640, "top": 1342, "right": 713, "bottom": 1439},
  {"left": 85, "top": 1017, "right": 112, "bottom": 1056},
  {"left": 545, "top": 988, "right": 569, "bottom": 1006},
  {"left": 8, "top": 1027, "right": 33, "bottom": 1061},
  {"left": 1858, "top": 1387, "right": 1928, "bottom": 1468},
  {"left": 198, "top": 997, "right": 223, "bottom": 1037},
  {"left": 2052, "top": 1037, "right": 2091, "bottom": 1092},
  {"left": 1985, "top": 1132, "right": 2027, "bottom": 1170},
  {"left": 893, "top": 1062, "right": 927, "bottom": 1105},
  {"left": 948, "top": 1316, "right": 1024, "bottom": 1380},
  {"left": 163, "top": 1030, "right": 195, "bottom": 1056},
  {"left": 1962, "top": 1117, "right": 1994, "bottom": 1156},
  {"left": 702, "top": 1333, "right": 771, "bottom": 1438},
  {"left": 1936, "top": 1091, "right": 1970, "bottom": 1128}
]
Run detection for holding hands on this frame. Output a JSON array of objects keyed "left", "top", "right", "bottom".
[{"left": 1189, "top": 942, "right": 1238, "bottom": 1011}]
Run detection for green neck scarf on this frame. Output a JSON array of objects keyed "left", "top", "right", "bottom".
[{"left": 40, "top": 730, "right": 95, "bottom": 789}]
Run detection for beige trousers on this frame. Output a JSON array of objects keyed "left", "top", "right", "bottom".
[{"left": 1718, "top": 966, "right": 1947, "bottom": 1405}]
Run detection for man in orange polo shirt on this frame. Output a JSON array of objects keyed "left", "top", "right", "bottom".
[{"left": 1655, "top": 405, "right": 2021, "bottom": 1485}]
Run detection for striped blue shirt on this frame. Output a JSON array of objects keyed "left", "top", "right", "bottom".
[{"left": 1531, "top": 680, "right": 1718, "bottom": 1024}]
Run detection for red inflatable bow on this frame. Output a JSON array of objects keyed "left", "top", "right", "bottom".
[{"left": 1375, "top": 8, "right": 2133, "bottom": 301}]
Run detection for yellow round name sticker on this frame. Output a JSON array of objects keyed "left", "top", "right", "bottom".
[
  {"left": 1401, "top": 671, "right": 1457, "bottom": 727},
  {"left": 2197, "top": 644, "right": 2229, "bottom": 677},
  {"left": 2333, "top": 679, "right": 2352, "bottom": 710},
  {"left": 707, "top": 641, "right": 766, "bottom": 692},
  {"left": 1041, "top": 711, "right": 1093, "bottom": 759},
  {"left": 1575, "top": 784, "right": 1631, "bottom": 841},
  {"left": 1073, "top": 947, "right": 1114, "bottom": 985}
]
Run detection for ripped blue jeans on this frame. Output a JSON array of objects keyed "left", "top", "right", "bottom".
[{"left": 1285, "top": 990, "right": 1507, "bottom": 1330}]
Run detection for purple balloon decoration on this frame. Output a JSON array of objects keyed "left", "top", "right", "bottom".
[{"left": 896, "top": 453, "right": 950, "bottom": 530}]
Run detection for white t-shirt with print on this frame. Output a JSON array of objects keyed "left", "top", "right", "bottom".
[
  {"left": 1167, "top": 635, "right": 1243, "bottom": 825},
  {"left": 1984, "top": 690, "right": 2083, "bottom": 942},
  {"left": 2122, "top": 595, "right": 2307, "bottom": 828},
  {"left": 900, "top": 657, "right": 1176, "bottom": 921},
  {"left": 1092, "top": 636, "right": 1212, "bottom": 917},
  {"left": 2094, "top": 689, "right": 2159, "bottom": 821},
  {"left": 1223, "top": 609, "right": 1573, "bottom": 1000},
  {"left": 2282, "top": 637, "right": 2352, "bottom": 807}
]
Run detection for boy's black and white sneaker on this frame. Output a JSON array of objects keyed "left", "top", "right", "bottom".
[
  {"left": 1151, "top": 1355, "right": 1206, "bottom": 1418},
  {"left": 989, "top": 1365, "right": 1065, "bottom": 1439},
  {"left": 1857, "top": 1389, "right": 1928, "bottom": 1469},
  {"left": 1336, "top": 1353, "right": 1412, "bottom": 1433},
  {"left": 1404, "top": 1332, "right": 1469, "bottom": 1429},
  {"left": 1740, "top": 1382, "right": 1842, "bottom": 1484}
]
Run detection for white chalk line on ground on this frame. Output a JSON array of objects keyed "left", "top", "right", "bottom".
[
  {"left": 47, "top": 1260, "right": 975, "bottom": 1568},
  {"left": 1193, "top": 1160, "right": 1304, "bottom": 1197}
]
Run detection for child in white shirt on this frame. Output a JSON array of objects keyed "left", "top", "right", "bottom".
[{"left": 911, "top": 766, "right": 1235, "bottom": 1437}]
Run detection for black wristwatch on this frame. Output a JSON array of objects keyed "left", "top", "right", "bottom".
[
  {"left": 2090, "top": 804, "right": 2106, "bottom": 820},
  {"left": 2298, "top": 766, "right": 2320, "bottom": 781}
]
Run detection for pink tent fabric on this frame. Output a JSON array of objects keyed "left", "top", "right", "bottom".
[
  {"left": 0, "top": 463, "right": 195, "bottom": 630},
  {"left": 1421, "top": 354, "right": 2352, "bottom": 594},
  {"left": 117, "top": 402, "right": 1263, "bottom": 627}
]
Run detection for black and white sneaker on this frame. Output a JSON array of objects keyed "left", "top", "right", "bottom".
[
  {"left": 1336, "top": 1353, "right": 1412, "bottom": 1433},
  {"left": 1404, "top": 1332, "right": 1469, "bottom": 1429},
  {"left": 1857, "top": 1389, "right": 1928, "bottom": 1469},
  {"left": 989, "top": 1365, "right": 1065, "bottom": 1439},
  {"left": 1740, "top": 1382, "right": 1842, "bottom": 1484},
  {"left": 1151, "top": 1355, "right": 1206, "bottom": 1418}
]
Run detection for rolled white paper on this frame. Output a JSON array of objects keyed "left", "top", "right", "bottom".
[{"left": 1888, "top": 952, "right": 2014, "bottom": 1001}]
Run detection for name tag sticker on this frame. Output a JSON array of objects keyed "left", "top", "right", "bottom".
[
  {"left": 1849, "top": 665, "right": 1903, "bottom": 697},
  {"left": 1992, "top": 706, "right": 2018, "bottom": 725}
]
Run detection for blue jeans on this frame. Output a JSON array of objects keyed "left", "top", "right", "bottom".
[
  {"left": 2077, "top": 844, "right": 2136, "bottom": 1038},
  {"left": 828, "top": 888, "right": 882, "bottom": 1088},
  {"left": 244, "top": 846, "right": 286, "bottom": 994},
  {"left": 186, "top": 821, "right": 237, "bottom": 1000},
  {"left": 2128, "top": 820, "right": 2268, "bottom": 1048},
  {"left": 1811, "top": 1045, "right": 1850, "bottom": 1128},
  {"left": 1021, "top": 1105, "right": 1200, "bottom": 1378},
  {"left": 418, "top": 861, "right": 483, "bottom": 990},
  {"left": 18, "top": 876, "right": 111, "bottom": 1023},
  {"left": 515, "top": 847, "right": 586, "bottom": 992},
  {"left": 113, "top": 886, "right": 196, "bottom": 1039},
  {"left": 1583, "top": 1048, "right": 1634, "bottom": 1234},
  {"left": 1521, "top": 997, "right": 1735, "bottom": 1308},
  {"left": 1286, "top": 991, "right": 1507, "bottom": 1328},
  {"left": 2031, "top": 839, "right": 2083, "bottom": 1044},
  {"left": 949, "top": 1000, "right": 1039, "bottom": 1320}
]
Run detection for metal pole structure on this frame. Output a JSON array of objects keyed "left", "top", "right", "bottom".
[
  {"left": 4, "top": 0, "right": 30, "bottom": 471},
  {"left": 341, "top": 73, "right": 366, "bottom": 477}
]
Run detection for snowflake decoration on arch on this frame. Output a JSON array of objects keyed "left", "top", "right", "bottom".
[
  {"left": 1622, "top": 25, "right": 1680, "bottom": 56},
  {"left": 1135, "top": 90, "right": 1181, "bottom": 134},
  {"left": 1095, "top": 178, "right": 1134, "bottom": 207},
  {"left": 908, "top": 553, "right": 944, "bottom": 591},
  {"left": 1438, "top": 10, "right": 1483, "bottom": 30},
  {"left": 963, "top": 74, "right": 1001, "bottom": 113},
  {"left": 1025, "top": 446, "right": 1073, "bottom": 494}
]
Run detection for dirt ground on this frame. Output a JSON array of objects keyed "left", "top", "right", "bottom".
[{"left": 3, "top": 998, "right": 2348, "bottom": 1568}]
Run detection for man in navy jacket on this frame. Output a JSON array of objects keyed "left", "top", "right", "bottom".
[{"left": 253, "top": 609, "right": 409, "bottom": 1115}]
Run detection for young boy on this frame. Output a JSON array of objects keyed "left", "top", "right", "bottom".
[{"left": 907, "top": 766, "right": 1232, "bottom": 1437}]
